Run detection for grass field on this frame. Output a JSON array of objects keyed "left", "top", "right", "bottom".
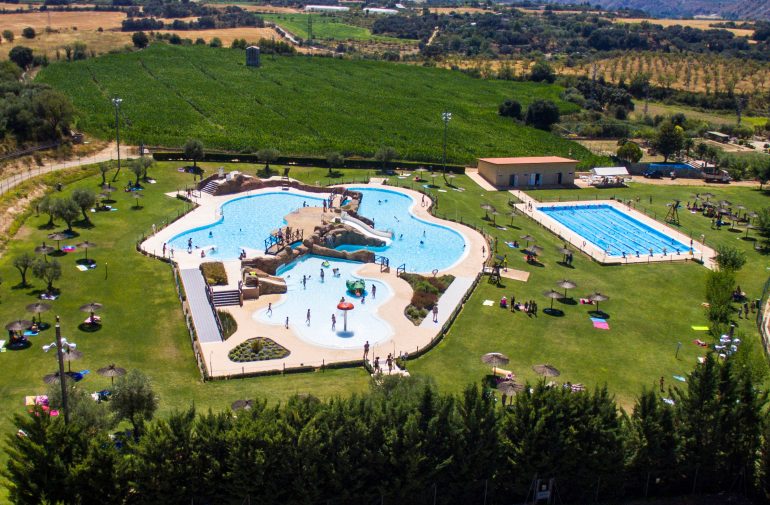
[
  {"left": 261, "top": 13, "right": 410, "bottom": 43},
  {"left": 36, "top": 43, "right": 601, "bottom": 165},
  {"left": 635, "top": 100, "right": 767, "bottom": 128},
  {"left": 0, "top": 162, "right": 769, "bottom": 502}
]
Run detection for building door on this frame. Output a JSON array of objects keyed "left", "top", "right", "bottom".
[
  {"left": 534, "top": 173, "right": 541, "bottom": 186},
  {"left": 528, "top": 173, "right": 536, "bottom": 186},
  {"left": 509, "top": 174, "right": 518, "bottom": 187},
  {"left": 557, "top": 172, "right": 562, "bottom": 185}
]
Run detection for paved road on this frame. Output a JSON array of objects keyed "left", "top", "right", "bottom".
[{"left": 0, "top": 142, "right": 135, "bottom": 196}]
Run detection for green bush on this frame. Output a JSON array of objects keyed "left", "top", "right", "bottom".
[
  {"left": 200, "top": 262, "right": 227, "bottom": 286},
  {"left": 217, "top": 310, "right": 237, "bottom": 340}
]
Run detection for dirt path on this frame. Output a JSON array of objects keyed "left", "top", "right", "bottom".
[
  {"left": 426, "top": 26, "right": 439, "bottom": 46},
  {"left": 0, "top": 142, "right": 136, "bottom": 197}
]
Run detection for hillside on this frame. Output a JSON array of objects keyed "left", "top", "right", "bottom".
[
  {"left": 36, "top": 44, "right": 599, "bottom": 165},
  {"left": 545, "top": 0, "right": 770, "bottom": 21}
]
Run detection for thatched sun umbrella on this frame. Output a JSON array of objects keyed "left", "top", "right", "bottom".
[
  {"left": 508, "top": 210, "right": 517, "bottom": 226},
  {"left": 556, "top": 279, "right": 577, "bottom": 298},
  {"left": 76, "top": 241, "right": 96, "bottom": 261},
  {"left": 5, "top": 320, "right": 32, "bottom": 340},
  {"left": 61, "top": 349, "right": 83, "bottom": 373},
  {"left": 588, "top": 292, "right": 609, "bottom": 312},
  {"left": 97, "top": 364, "right": 126, "bottom": 386},
  {"left": 532, "top": 364, "right": 561, "bottom": 377},
  {"left": 445, "top": 173, "right": 456, "bottom": 186},
  {"left": 481, "top": 203, "right": 496, "bottom": 220},
  {"left": 520, "top": 234, "right": 535, "bottom": 247},
  {"left": 543, "top": 290, "right": 564, "bottom": 310},
  {"left": 414, "top": 167, "right": 428, "bottom": 181},
  {"left": 557, "top": 246, "right": 571, "bottom": 263},
  {"left": 481, "top": 352, "right": 509, "bottom": 375},
  {"left": 489, "top": 209, "right": 499, "bottom": 226},
  {"left": 34, "top": 243, "right": 55, "bottom": 262},
  {"left": 79, "top": 302, "right": 103, "bottom": 323},
  {"left": 26, "top": 302, "right": 51, "bottom": 326},
  {"left": 43, "top": 371, "right": 71, "bottom": 385},
  {"left": 498, "top": 380, "right": 524, "bottom": 398},
  {"left": 744, "top": 223, "right": 758, "bottom": 239},
  {"left": 132, "top": 192, "right": 144, "bottom": 208},
  {"left": 529, "top": 244, "right": 543, "bottom": 256},
  {"left": 701, "top": 192, "right": 715, "bottom": 201},
  {"left": 47, "top": 232, "right": 69, "bottom": 250},
  {"left": 231, "top": 399, "right": 254, "bottom": 411}
]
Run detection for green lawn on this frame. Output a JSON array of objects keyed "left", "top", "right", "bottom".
[
  {"left": 262, "top": 13, "right": 410, "bottom": 43},
  {"left": 636, "top": 100, "right": 766, "bottom": 128},
  {"left": 0, "top": 162, "right": 769, "bottom": 502},
  {"left": 35, "top": 44, "right": 604, "bottom": 166}
]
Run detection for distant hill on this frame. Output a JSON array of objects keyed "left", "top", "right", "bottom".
[{"left": 544, "top": 0, "right": 770, "bottom": 21}]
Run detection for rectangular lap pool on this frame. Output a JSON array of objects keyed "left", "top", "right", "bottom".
[{"left": 539, "top": 204, "right": 694, "bottom": 257}]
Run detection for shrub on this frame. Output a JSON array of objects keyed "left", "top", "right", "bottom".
[
  {"left": 217, "top": 310, "right": 237, "bottom": 339},
  {"left": 411, "top": 290, "right": 437, "bottom": 310},
  {"left": 200, "top": 262, "right": 227, "bottom": 285},
  {"left": 21, "top": 27, "right": 35, "bottom": 39}
]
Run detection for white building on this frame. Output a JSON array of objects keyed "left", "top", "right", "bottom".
[
  {"left": 364, "top": 7, "right": 399, "bottom": 15},
  {"left": 304, "top": 5, "right": 350, "bottom": 12}
]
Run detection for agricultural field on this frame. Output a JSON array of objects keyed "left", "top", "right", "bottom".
[
  {"left": 261, "top": 13, "right": 410, "bottom": 44},
  {"left": 36, "top": 43, "right": 602, "bottom": 165},
  {"left": 559, "top": 52, "right": 770, "bottom": 96},
  {"left": 613, "top": 17, "right": 756, "bottom": 38},
  {"left": 635, "top": 100, "right": 767, "bottom": 128}
]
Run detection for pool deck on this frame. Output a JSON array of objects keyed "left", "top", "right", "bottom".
[
  {"left": 140, "top": 182, "right": 487, "bottom": 377},
  {"left": 511, "top": 190, "right": 717, "bottom": 269}
]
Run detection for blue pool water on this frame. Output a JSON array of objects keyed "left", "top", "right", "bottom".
[
  {"left": 539, "top": 204, "right": 694, "bottom": 257},
  {"left": 168, "top": 191, "right": 327, "bottom": 259},
  {"left": 169, "top": 187, "right": 468, "bottom": 273},
  {"left": 337, "top": 187, "right": 467, "bottom": 272},
  {"left": 254, "top": 256, "right": 392, "bottom": 349}
]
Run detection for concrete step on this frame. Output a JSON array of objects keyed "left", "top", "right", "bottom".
[
  {"left": 200, "top": 181, "right": 219, "bottom": 195},
  {"left": 212, "top": 290, "right": 240, "bottom": 307}
]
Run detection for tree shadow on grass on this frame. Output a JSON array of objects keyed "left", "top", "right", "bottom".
[
  {"left": 11, "top": 282, "right": 30, "bottom": 291},
  {"left": 74, "top": 219, "right": 94, "bottom": 230}
]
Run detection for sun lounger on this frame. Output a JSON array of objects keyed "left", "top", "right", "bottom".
[
  {"left": 492, "top": 368, "right": 513, "bottom": 377},
  {"left": 84, "top": 316, "right": 101, "bottom": 324}
]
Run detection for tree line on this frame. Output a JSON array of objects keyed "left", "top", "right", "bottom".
[{"left": 4, "top": 352, "right": 769, "bottom": 505}]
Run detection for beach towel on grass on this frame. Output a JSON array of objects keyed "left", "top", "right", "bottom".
[
  {"left": 591, "top": 317, "right": 610, "bottom": 330},
  {"left": 76, "top": 265, "right": 88, "bottom": 272},
  {"left": 691, "top": 326, "right": 709, "bottom": 331},
  {"left": 483, "top": 300, "right": 494, "bottom": 306}
]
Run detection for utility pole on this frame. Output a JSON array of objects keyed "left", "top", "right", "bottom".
[
  {"left": 441, "top": 110, "right": 452, "bottom": 179},
  {"left": 111, "top": 97, "right": 122, "bottom": 182},
  {"left": 54, "top": 316, "right": 69, "bottom": 425}
]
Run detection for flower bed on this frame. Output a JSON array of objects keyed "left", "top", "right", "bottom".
[
  {"left": 400, "top": 273, "right": 455, "bottom": 325},
  {"left": 228, "top": 337, "right": 290, "bottom": 362}
]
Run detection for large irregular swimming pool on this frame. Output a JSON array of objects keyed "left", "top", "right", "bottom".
[
  {"left": 254, "top": 255, "right": 392, "bottom": 349},
  {"left": 539, "top": 204, "right": 694, "bottom": 257},
  {"left": 337, "top": 187, "right": 467, "bottom": 272},
  {"left": 168, "top": 192, "right": 327, "bottom": 259},
  {"left": 168, "top": 187, "right": 467, "bottom": 273}
]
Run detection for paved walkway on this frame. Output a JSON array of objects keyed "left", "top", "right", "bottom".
[
  {"left": 179, "top": 268, "right": 222, "bottom": 344},
  {"left": 0, "top": 143, "right": 134, "bottom": 196},
  {"left": 419, "top": 275, "right": 476, "bottom": 328},
  {"left": 465, "top": 168, "right": 498, "bottom": 191}
]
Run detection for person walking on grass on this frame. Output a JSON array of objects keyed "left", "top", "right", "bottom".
[{"left": 363, "top": 340, "right": 369, "bottom": 361}]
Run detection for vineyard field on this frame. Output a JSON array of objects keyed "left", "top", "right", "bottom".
[{"left": 37, "top": 44, "right": 599, "bottom": 164}]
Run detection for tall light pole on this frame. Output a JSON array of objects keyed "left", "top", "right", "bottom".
[
  {"left": 111, "top": 97, "right": 122, "bottom": 182},
  {"left": 441, "top": 110, "right": 452, "bottom": 181},
  {"left": 43, "top": 316, "right": 72, "bottom": 425}
]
